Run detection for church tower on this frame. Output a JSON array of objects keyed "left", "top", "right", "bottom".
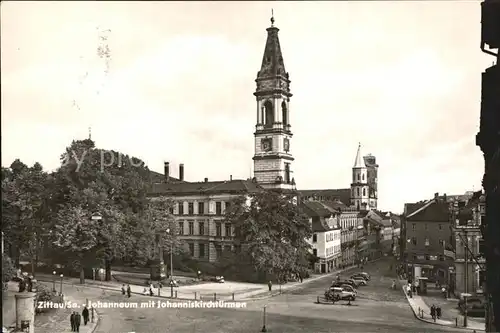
[
  {"left": 351, "top": 143, "right": 370, "bottom": 210},
  {"left": 252, "top": 15, "right": 295, "bottom": 190}
]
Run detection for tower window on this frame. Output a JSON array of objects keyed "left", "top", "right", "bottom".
[
  {"left": 284, "top": 163, "right": 290, "bottom": 184},
  {"left": 282, "top": 101, "right": 288, "bottom": 125},
  {"left": 357, "top": 173, "right": 360, "bottom": 181},
  {"left": 362, "top": 174, "right": 365, "bottom": 181},
  {"left": 363, "top": 188, "right": 366, "bottom": 196},
  {"left": 356, "top": 188, "right": 360, "bottom": 196},
  {"left": 264, "top": 100, "right": 273, "bottom": 128}
]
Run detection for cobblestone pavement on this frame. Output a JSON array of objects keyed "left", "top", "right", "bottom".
[{"left": 32, "top": 258, "right": 473, "bottom": 333}]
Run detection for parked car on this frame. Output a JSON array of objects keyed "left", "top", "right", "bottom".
[
  {"left": 350, "top": 277, "right": 367, "bottom": 286},
  {"left": 347, "top": 279, "right": 365, "bottom": 287},
  {"left": 324, "top": 287, "right": 356, "bottom": 303},
  {"left": 458, "top": 297, "right": 485, "bottom": 317},
  {"left": 351, "top": 274, "right": 369, "bottom": 281},
  {"left": 339, "top": 284, "right": 357, "bottom": 294},
  {"left": 359, "top": 272, "right": 371, "bottom": 280},
  {"left": 340, "top": 280, "right": 358, "bottom": 288}
]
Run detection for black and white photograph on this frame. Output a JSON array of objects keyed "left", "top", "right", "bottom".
[{"left": 2, "top": 1, "right": 499, "bottom": 333}]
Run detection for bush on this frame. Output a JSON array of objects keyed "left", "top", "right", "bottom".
[
  {"left": 35, "top": 283, "right": 58, "bottom": 314},
  {"left": 2, "top": 255, "right": 17, "bottom": 285}
]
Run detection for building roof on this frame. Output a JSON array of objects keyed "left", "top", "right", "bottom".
[
  {"left": 353, "top": 143, "right": 364, "bottom": 168},
  {"left": 322, "top": 200, "right": 348, "bottom": 211},
  {"left": 301, "top": 201, "right": 335, "bottom": 218},
  {"left": 148, "top": 179, "right": 263, "bottom": 196},
  {"left": 298, "top": 188, "right": 351, "bottom": 205},
  {"left": 148, "top": 170, "right": 183, "bottom": 184},
  {"left": 405, "top": 199, "right": 450, "bottom": 222}
]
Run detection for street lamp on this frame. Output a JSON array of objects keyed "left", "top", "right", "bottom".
[
  {"left": 261, "top": 305, "right": 267, "bottom": 332},
  {"left": 166, "top": 226, "right": 174, "bottom": 298},
  {"left": 59, "top": 274, "right": 64, "bottom": 295},
  {"left": 52, "top": 271, "right": 56, "bottom": 292}
]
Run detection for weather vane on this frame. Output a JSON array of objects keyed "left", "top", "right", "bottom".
[
  {"left": 89, "top": 127, "right": 92, "bottom": 140},
  {"left": 271, "top": 9, "right": 275, "bottom": 26}
]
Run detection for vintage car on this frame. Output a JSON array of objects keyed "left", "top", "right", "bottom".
[{"left": 324, "top": 287, "right": 356, "bottom": 303}]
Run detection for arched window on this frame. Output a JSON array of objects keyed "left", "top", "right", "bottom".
[
  {"left": 357, "top": 173, "right": 360, "bottom": 181},
  {"left": 356, "top": 188, "right": 360, "bottom": 196},
  {"left": 362, "top": 173, "right": 365, "bottom": 181},
  {"left": 281, "top": 101, "right": 288, "bottom": 125},
  {"left": 363, "top": 188, "right": 366, "bottom": 196},
  {"left": 264, "top": 100, "right": 273, "bottom": 128}
]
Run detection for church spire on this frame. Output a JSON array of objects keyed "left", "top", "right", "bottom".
[
  {"left": 256, "top": 11, "right": 287, "bottom": 80},
  {"left": 353, "top": 143, "right": 364, "bottom": 168}
]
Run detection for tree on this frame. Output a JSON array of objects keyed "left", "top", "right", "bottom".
[
  {"left": 2, "top": 255, "right": 16, "bottom": 288},
  {"left": 225, "top": 190, "right": 312, "bottom": 283},
  {"left": 2, "top": 160, "right": 51, "bottom": 271}
]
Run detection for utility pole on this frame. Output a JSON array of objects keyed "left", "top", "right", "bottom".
[
  {"left": 464, "top": 228, "right": 469, "bottom": 327},
  {"left": 477, "top": 1, "right": 500, "bottom": 332}
]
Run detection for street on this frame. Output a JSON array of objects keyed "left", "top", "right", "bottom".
[{"left": 38, "top": 257, "right": 471, "bottom": 333}]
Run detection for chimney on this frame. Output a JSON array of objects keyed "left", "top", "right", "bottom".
[
  {"left": 434, "top": 192, "right": 439, "bottom": 200},
  {"left": 179, "top": 163, "right": 184, "bottom": 181},
  {"left": 204, "top": 177, "right": 208, "bottom": 183},
  {"left": 164, "top": 162, "right": 170, "bottom": 182},
  {"left": 230, "top": 175, "right": 233, "bottom": 181}
]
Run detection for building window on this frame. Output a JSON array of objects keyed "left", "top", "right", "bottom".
[
  {"left": 362, "top": 174, "right": 365, "bottom": 181},
  {"left": 313, "top": 249, "right": 318, "bottom": 257},
  {"left": 225, "top": 201, "right": 231, "bottom": 213},
  {"left": 216, "top": 202, "right": 222, "bottom": 215},
  {"left": 479, "top": 269, "right": 486, "bottom": 288},
  {"left": 282, "top": 101, "right": 288, "bottom": 125},
  {"left": 179, "top": 202, "right": 184, "bottom": 215},
  {"left": 357, "top": 174, "right": 360, "bottom": 181},
  {"left": 199, "top": 243, "right": 205, "bottom": 258},
  {"left": 412, "top": 237, "right": 417, "bottom": 245},
  {"left": 224, "top": 245, "right": 232, "bottom": 252},
  {"left": 188, "top": 243, "right": 194, "bottom": 256},
  {"left": 178, "top": 221, "right": 184, "bottom": 235},
  {"left": 412, "top": 223, "right": 416, "bottom": 231},
  {"left": 215, "top": 244, "right": 222, "bottom": 258},
  {"left": 188, "top": 202, "right": 194, "bottom": 215},
  {"left": 357, "top": 188, "right": 360, "bottom": 196},
  {"left": 225, "top": 223, "right": 232, "bottom": 237},
  {"left": 264, "top": 100, "right": 273, "bottom": 127},
  {"left": 425, "top": 238, "right": 429, "bottom": 246},
  {"left": 425, "top": 255, "right": 430, "bottom": 261},
  {"left": 439, "top": 239, "right": 445, "bottom": 247},
  {"left": 169, "top": 206, "right": 174, "bottom": 214},
  {"left": 198, "top": 202, "right": 204, "bottom": 215},
  {"left": 188, "top": 221, "right": 194, "bottom": 235},
  {"left": 312, "top": 234, "right": 317, "bottom": 243},
  {"left": 362, "top": 188, "right": 366, "bottom": 196},
  {"left": 198, "top": 222, "right": 205, "bottom": 235},
  {"left": 284, "top": 163, "right": 291, "bottom": 184},
  {"left": 438, "top": 224, "right": 442, "bottom": 230},
  {"left": 479, "top": 239, "right": 486, "bottom": 257},
  {"left": 216, "top": 222, "right": 222, "bottom": 237}
]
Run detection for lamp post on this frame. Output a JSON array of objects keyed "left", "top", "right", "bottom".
[
  {"left": 166, "top": 226, "right": 174, "bottom": 298},
  {"left": 59, "top": 274, "right": 64, "bottom": 295},
  {"left": 52, "top": 271, "right": 56, "bottom": 292},
  {"left": 261, "top": 305, "right": 267, "bottom": 332}
]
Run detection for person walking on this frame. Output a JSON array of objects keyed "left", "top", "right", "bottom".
[
  {"left": 121, "top": 284, "right": 126, "bottom": 295},
  {"left": 430, "top": 305, "right": 436, "bottom": 321},
  {"left": 268, "top": 280, "right": 272, "bottom": 292},
  {"left": 436, "top": 306, "right": 442, "bottom": 319},
  {"left": 74, "top": 311, "right": 81, "bottom": 332},
  {"left": 126, "top": 284, "right": 131, "bottom": 298},
  {"left": 82, "top": 306, "right": 89, "bottom": 326},
  {"left": 70, "top": 311, "right": 76, "bottom": 332},
  {"left": 149, "top": 283, "right": 154, "bottom": 296}
]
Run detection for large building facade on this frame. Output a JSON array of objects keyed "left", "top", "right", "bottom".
[{"left": 252, "top": 17, "right": 295, "bottom": 190}]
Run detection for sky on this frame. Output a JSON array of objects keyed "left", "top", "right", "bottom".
[{"left": 1, "top": 1, "right": 492, "bottom": 213}]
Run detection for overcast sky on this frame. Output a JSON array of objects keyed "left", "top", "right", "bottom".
[{"left": 1, "top": 1, "right": 491, "bottom": 213}]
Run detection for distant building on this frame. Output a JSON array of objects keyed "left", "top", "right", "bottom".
[
  {"left": 451, "top": 191, "right": 485, "bottom": 296},
  {"left": 351, "top": 144, "right": 378, "bottom": 211},
  {"left": 302, "top": 201, "right": 342, "bottom": 273},
  {"left": 299, "top": 189, "right": 351, "bottom": 206},
  {"left": 403, "top": 193, "right": 454, "bottom": 283},
  {"left": 149, "top": 163, "right": 263, "bottom": 262}
]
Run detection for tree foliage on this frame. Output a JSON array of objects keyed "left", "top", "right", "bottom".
[{"left": 225, "top": 190, "right": 312, "bottom": 282}]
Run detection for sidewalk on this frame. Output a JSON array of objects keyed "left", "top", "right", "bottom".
[
  {"left": 399, "top": 279, "right": 484, "bottom": 332},
  {"left": 36, "top": 263, "right": 363, "bottom": 302}
]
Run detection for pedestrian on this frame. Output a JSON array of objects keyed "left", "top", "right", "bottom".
[
  {"left": 268, "top": 280, "right": 272, "bottom": 292},
  {"left": 391, "top": 280, "right": 396, "bottom": 290},
  {"left": 75, "top": 311, "right": 81, "bottom": 332},
  {"left": 299, "top": 273, "right": 303, "bottom": 283},
  {"left": 149, "top": 284, "right": 154, "bottom": 296},
  {"left": 121, "top": 284, "right": 126, "bottom": 295},
  {"left": 82, "top": 306, "right": 89, "bottom": 325},
  {"left": 407, "top": 284, "right": 412, "bottom": 298},
  {"left": 436, "top": 306, "right": 442, "bottom": 319},
  {"left": 91, "top": 306, "right": 95, "bottom": 323},
  {"left": 70, "top": 311, "right": 76, "bottom": 331},
  {"left": 430, "top": 305, "right": 436, "bottom": 321},
  {"left": 126, "top": 284, "right": 131, "bottom": 298},
  {"left": 143, "top": 287, "right": 148, "bottom": 295}
]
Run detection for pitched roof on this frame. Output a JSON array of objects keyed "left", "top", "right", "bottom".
[
  {"left": 322, "top": 200, "right": 348, "bottom": 211},
  {"left": 148, "top": 170, "right": 183, "bottom": 184},
  {"left": 298, "top": 188, "right": 351, "bottom": 205},
  {"left": 257, "top": 20, "right": 287, "bottom": 80},
  {"left": 148, "top": 179, "right": 263, "bottom": 196},
  {"left": 301, "top": 201, "right": 334, "bottom": 218},
  {"left": 353, "top": 143, "right": 364, "bottom": 168},
  {"left": 406, "top": 199, "right": 450, "bottom": 222}
]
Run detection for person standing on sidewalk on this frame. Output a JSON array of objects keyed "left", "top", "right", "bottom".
[
  {"left": 121, "top": 284, "right": 126, "bottom": 295},
  {"left": 268, "top": 281, "right": 272, "bottom": 292},
  {"left": 75, "top": 311, "right": 81, "bottom": 332},
  {"left": 70, "top": 312, "right": 76, "bottom": 331},
  {"left": 82, "top": 306, "right": 89, "bottom": 326},
  {"left": 126, "top": 284, "right": 131, "bottom": 298}
]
